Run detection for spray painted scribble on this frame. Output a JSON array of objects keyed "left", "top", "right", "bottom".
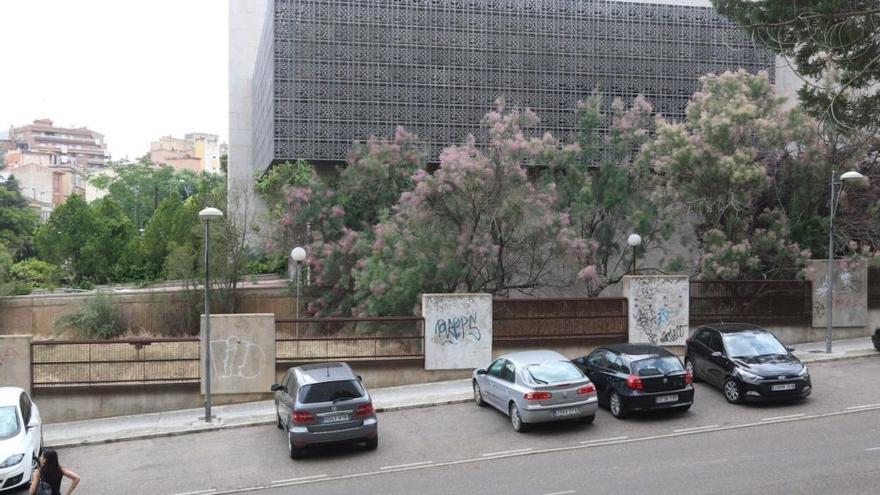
[
  {"left": 808, "top": 259, "right": 867, "bottom": 328},
  {"left": 210, "top": 336, "right": 266, "bottom": 380},
  {"left": 423, "top": 294, "right": 492, "bottom": 370},
  {"left": 625, "top": 276, "right": 689, "bottom": 346},
  {"left": 434, "top": 314, "right": 482, "bottom": 345}
]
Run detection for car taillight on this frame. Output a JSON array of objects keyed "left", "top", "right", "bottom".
[
  {"left": 355, "top": 403, "right": 374, "bottom": 417},
  {"left": 626, "top": 374, "right": 644, "bottom": 390},
  {"left": 291, "top": 410, "right": 314, "bottom": 425},
  {"left": 685, "top": 371, "right": 693, "bottom": 385},
  {"left": 577, "top": 384, "right": 596, "bottom": 394},
  {"left": 523, "top": 391, "right": 552, "bottom": 400}
]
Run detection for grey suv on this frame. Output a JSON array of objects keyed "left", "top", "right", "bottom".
[{"left": 272, "top": 362, "right": 378, "bottom": 459}]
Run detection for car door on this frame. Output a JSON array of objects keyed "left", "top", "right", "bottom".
[
  {"left": 585, "top": 350, "right": 613, "bottom": 404},
  {"left": 483, "top": 359, "right": 507, "bottom": 409},
  {"left": 704, "top": 332, "right": 729, "bottom": 387},
  {"left": 495, "top": 360, "right": 518, "bottom": 412},
  {"left": 606, "top": 352, "right": 630, "bottom": 394},
  {"left": 19, "top": 392, "right": 39, "bottom": 456},
  {"left": 689, "top": 328, "right": 712, "bottom": 378},
  {"left": 277, "top": 372, "right": 294, "bottom": 427}
]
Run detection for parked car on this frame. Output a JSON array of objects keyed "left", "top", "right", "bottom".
[
  {"left": 685, "top": 323, "right": 811, "bottom": 404},
  {"left": 573, "top": 344, "right": 693, "bottom": 419},
  {"left": 271, "top": 362, "right": 377, "bottom": 459},
  {"left": 472, "top": 350, "right": 598, "bottom": 432},
  {"left": 872, "top": 328, "right": 880, "bottom": 352},
  {"left": 0, "top": 387, "right": 42, "bottom": 491}
]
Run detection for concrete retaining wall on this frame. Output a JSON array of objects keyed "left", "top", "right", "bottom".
[{"left": 0, "top": 335, "right": 31, "bottom": 392}]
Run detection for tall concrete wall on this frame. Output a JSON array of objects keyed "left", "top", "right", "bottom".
[
  {"left": 808, "top": 259, "right": 868, "bottom": 328},
  {"left": 0, "top": 336, "right": 31, "bottom": 392},
  {"left": 200, "top": 314, "right": 275, "bottom": 395},
  {"left": 623, "top": 276, "right": 689, "bottom": 346},
  {"left": 423, "top": 294, "right": 492, "bottom": 370}
]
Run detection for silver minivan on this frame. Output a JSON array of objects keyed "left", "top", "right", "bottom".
[
  {"left": 272, "top": 362, "right": 378, "bottom": 459},
  {"left": 473, "top": 350, "right": 598, "bottom": 432}
]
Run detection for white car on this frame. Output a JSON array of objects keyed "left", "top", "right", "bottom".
[{"left": 0, "top": 388, "right": 42, "bottom": 491}]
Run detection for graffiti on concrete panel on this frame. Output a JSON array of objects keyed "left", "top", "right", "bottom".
[
  {"left": 211, "top": 336, "right": 266, "bottom": 380},
  {"left": 630, "top": 277, "right": 688, "bottom": 346},
  {"left": 810, "top": 259, "right": 867, "bottom": 327},
  {"left": 434, "top": 314, "right": 482, "bottom": 345}
]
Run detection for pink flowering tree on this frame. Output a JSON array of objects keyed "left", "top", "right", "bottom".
[
  {"left": 282, "top": 128, "right": 427, "bottom": 315},
  {"left": 353, "top": 102, "right": 594, "bottom": 316}
]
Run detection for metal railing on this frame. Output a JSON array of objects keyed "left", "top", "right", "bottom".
[
  {"left": 275, "top": 317, "right": 424, "bottom": 362},
  {"left": 493, "top": 297, "right": 628, "bottom": 342},
  {"left": 31, "top": 337, "right": 200, "bottom": 388},
  {"left": 689, "top": 280, "right": 812, "bottom": 325}
]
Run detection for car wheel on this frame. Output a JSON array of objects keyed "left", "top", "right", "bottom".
[
  {"left": 276, "top": 406, "right": 284, "bottom": 430},
  {"left": 288, "top": 428, "right": 304, "bottom": 460},
  {"left": 685, "top": 359, "right": 700, "bottom": 382},
  {"left": 609, "top": 391, "right": 628, "bottom": 419},
  {"left": 723, "top": 378, "right": 742, "bottom": 404},
  {"left": 473, "top": 380, "right": 486, "bottom": 407},
  {"left": 365, "top": 436, "right": 379, "bottom": 450},
  {"left": 580, "top": 414, "right": 595, "bottom": 425},
  {"left": 509, "top": 403, "right": 527, "bottom": 432}
]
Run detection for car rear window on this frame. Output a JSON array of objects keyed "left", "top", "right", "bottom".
[
  {"left": 525, "top": 361, "right": 584, "bottom": 384},
  {"left": 299, "top": 380, "right": 365, "bottom": 404},
  {"left": 632, "top": 356, "right": 684, "bottom": 376}
]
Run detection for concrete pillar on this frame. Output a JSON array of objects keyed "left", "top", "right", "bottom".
[
  {"left": 423, "top": 293, "right": 492, "bottom": 370},
  {"left": 200, "top": 314, "right": 276, "bottom": 395},
  {"left": 0, "top": 335, "right": 32, "bottom": 392},
  {"left": 622, "top": 276, "right": 689, "bottom": 346}
]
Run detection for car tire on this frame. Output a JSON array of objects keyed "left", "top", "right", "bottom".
[
  {"left": 723, "top": 378, "right": 743, "bottom": 404},
  {"left": 684, "top": 358, "right": 700, "bottom": 382},
  {"left": 580, "top": 414, "right": 595, "bottom": 425},
  {"left": 609, "top": 391, "right": 628, "bottom": 419},
  {"left": 473, "top": 380, "right": 486, "bottom": 407},
  {"left": 288, "top": 429, "right": 304, "bottom": 460},
  {"left": 365, "top": 436, "right": 379, "bottom": 450},
  {"left": 509, "top": 403, "right": 528, "bottom": 432}
]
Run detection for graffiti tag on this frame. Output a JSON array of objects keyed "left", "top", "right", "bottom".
[
  {"left": 210, "top": 336, "right": 266, "bottom": 379},
  {"left": 434, "top": 314, "right": 482, "bottom": 345}
]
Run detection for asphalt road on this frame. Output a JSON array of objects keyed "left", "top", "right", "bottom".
[{"left": 20, "top": 356, "right": 880, "bottom": 495}]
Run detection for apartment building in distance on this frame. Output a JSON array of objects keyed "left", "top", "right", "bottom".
[
  {"left": 149, "top": 133, "right": 226, "bottom": 173},
  {"left": 3, "top": 148, "right": 86, "bottom": 219},
  {"left": 8, "top": 118, "right": 109, "bottom": 169}
]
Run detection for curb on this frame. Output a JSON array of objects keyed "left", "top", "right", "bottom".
[
  {"left": 798, "top": 351, "right": 878, "bottom": 364},
  {"left": 48, "top": 396, "right": 473, "bottom": 450}
]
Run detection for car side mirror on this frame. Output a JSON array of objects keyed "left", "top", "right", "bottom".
[
  {"left": 476, "top": 369, "right": 487, "bottom": 375},
  {"left": 357, "top": 375, "right": 363, "bottom": 382},
  {"left": 270, "top": 384, "right": 283, "bottom": 392},
  {"left": 710, "top": 351, "right": 723, "bottom": 359},
  {"left": 786, "top": 346, "right": 795, "bottom": 352}
]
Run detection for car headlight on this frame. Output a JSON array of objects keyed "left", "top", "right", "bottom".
[
  {"left": 0, "top": 454, "right": 24, "bottom": 468},
  {"left": 798, "top": 366, "right": 810, "bottom": 377},
  {"left": 739, "top": 370, "right": 763, "bottom": 383}
]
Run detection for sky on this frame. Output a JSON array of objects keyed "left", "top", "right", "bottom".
[{"left": 0, "top": 0, "right": 228, "bottom": 161}]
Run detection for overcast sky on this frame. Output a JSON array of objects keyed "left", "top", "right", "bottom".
[{"left": 0, "top": 0, "right": 228, "bottom": 160}]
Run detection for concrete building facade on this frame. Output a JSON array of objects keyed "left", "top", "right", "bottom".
[
  {"left": 8, "top": 119, "right": 109, "bottom": 169},
  {"left": 150, "top": 133, "right": 226, "bottom": 173}
]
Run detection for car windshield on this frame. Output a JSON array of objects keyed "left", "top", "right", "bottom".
[
  {"left": 723, "top": 332, "right": 788, "bottom": 358},
  {"left": 632, "top": 356, "right": 684, "bottom": 376},
  {"left": 299, "top": 380, "right": 365, "bottom": 404},
  {"left": 525, "top": 361, "right": 583, "bottom": 384},
  {"left": 0, "top": 406, "right": 20, "bottom": 440}
]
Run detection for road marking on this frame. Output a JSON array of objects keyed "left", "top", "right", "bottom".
[
  {"left": 865, "top": 447, "right": 880, "bottom": 452},
  {"left": 579, "top": 436, "right": 629, "bottom": 444},
  {"left": 847, "top": 403, "right": 880, "bottom": 410},
  {"left": 379, "top": 461, "right": 433, "bottom": 470},
  {"left": 762, "top": 413, "right": 806, "bottom": 421},
  {"left": 673, "top": 425, "right": 719, "bottom": 433},
  {"left": 482, "top": 448, "right": 533, "bottom": 457},
  {"left": 270, "top": 474, "right": 327, "bottom": 485},
  {"left": 170, "top": 490, "right": 216, "bottom": 495},
  {"left": 540, "top": 491, "right": 575, "bottom": 495}
]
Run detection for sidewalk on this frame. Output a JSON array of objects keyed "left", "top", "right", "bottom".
[{"left": 44, "top": 336, "right": 878, "bottom": 449}]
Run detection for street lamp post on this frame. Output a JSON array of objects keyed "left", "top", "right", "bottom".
[
  {"left": 826, "top": 170, "right": 868, "bottom": 354},
  {"left": 199, "top": 207, "right": 223, "bottom": 422},
  {"left": 290, "top": 247, "right": 307, "bottom": 339},
  {"left": 627, "top": 233, "right": 642, "bottom": 275}
]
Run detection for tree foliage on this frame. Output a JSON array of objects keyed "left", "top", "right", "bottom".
[{"left": 0, "top": 176, "right": 38, "bottom": 259}]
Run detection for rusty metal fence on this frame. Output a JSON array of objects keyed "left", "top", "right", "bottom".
[
  {"left": 31, "top": 338, "right": 200, "bottom": 388},
  {"left": 869, "top": 268, "right": 880, "bottom": 309},
  {"left": 493, "top": 298, "right": 628, "bottom": 342},
  {"left": 689, "top": 280, "right": 812, "bottom": 326},
  {"left": 275, "top": 317, "right": 424, "bottom": 363}
]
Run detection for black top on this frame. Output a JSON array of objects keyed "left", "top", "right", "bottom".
[{"left": 39, "top": 467, "right": 62, "bottom": 495}]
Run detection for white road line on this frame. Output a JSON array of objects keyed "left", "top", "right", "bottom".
[
  {"left": 847, "top": 403, "right": 880, "bottom": 410},
  {"left": 762, "top": 413, "right": 806, "bottom": 421},
  {"left": 865, "top": 447, "right": 880, "bottom": 452},
  {"left": 541, "top": 491, "right": 576, "bottom": 495},
  {"left": 579, "top": 436, "right": 629, "bottom": 444},
  {"left": 482, "top": 448, "right": 533, "bottom": 457},
  {"left": 673, "top": 425, "right": 719, "bottom": 433},
  {"left": 379, "top": 461, "right": 433, "bottom": 470},
  {"left": 170, "top": 490, "right": 216, "bottom": 495},
  {"left": 270, "top": 474, "right": 327, "bottom": 485}
]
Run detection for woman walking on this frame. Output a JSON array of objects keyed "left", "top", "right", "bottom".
[{"left": 29, "top": 448, "right": 80, "bottom": 495}]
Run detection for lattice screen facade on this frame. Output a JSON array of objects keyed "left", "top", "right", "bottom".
[{"left": 252, "top": 0, "right": 774, "bottom": 170}]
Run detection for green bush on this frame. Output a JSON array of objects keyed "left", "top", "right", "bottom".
[
  {"left": 9, "top": 259, "right": 61, "bottom": 294},
  {"left": 54, "top": 292, "right": 127, "bottom": 339}
]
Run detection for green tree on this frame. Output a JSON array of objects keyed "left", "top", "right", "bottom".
[
  {"left": 142, "top": 195, "right": 198, "bottom": 279},
  {"left": 0, "top": 176, "right": 38, "bottom": 258},
  {"left": 9, "top": 259, "right": 61, "bottom": 294},
  {"left": 36, "top": 194, "right": 96, "bottom": 284},
  {"left": 84, "top": 197, "right": 135, "bottom": 283},
  {"left": 713, "top": 0, "right": 880, "bottom": 130}
]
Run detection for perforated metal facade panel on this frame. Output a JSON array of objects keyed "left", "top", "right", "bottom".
[{"left": 252, "top": 0, "right": 773, "bottom": 170}]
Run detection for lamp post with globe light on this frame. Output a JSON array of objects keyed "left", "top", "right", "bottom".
[
  {"left": 199, "top": 207, "right": 223, "bottom": 422},
  {"left": 826, "top": 170, "right": 868, "bottom": 353},
  {"left": 627, "top": 233, "right": 642, "bottom": 275},
  {"left": 290, "top": 247, "right": 306, "bottom": 339}
]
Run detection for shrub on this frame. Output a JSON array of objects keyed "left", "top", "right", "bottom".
[
  {"left": 54, "top": 292, "right": 127, "bottom": 339},
  {"left": 9, "top": 259, "right": 61, "bottom": 294}
]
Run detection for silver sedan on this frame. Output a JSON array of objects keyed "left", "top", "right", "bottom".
[{"left": 472, "top": 350, "right": 598, "bottom": 432}]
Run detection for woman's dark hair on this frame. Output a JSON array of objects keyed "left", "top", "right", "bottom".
[{"left": 40, "top": 448, "right": 63, "bottom": 487}]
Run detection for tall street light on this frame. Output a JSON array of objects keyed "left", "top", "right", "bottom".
[
  {"left": 199, "top": 206, "right": 223, "bottom": 422},
  {"left": 627, "top": 233, "right": 642, "bottom": 275},
  {"left": 290, "top": 246, "right": 306, "bottom": 339},
  {"left": 826, "top": 170, "right": 868, "bottom": 354}
]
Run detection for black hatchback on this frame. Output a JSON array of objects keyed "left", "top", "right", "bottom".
[
  {"left": 573, "top": 344, "right": 693, "bottom": 419},
  {"left": 685, "top": 323, "right": 811, "bottom": 404}
]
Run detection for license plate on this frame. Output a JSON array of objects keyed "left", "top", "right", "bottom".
[
  {"left": 554, "top": 407, "right": 580, "bottom": 417},
  {"left": 320, "top": 414, "right": 350, "bottom": 424},
  {"left": 771, "top": 383, "right": 796, "bottom": 391},
  {"left": 655, "top": 394, "right": 679, "bottom": 404}
]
